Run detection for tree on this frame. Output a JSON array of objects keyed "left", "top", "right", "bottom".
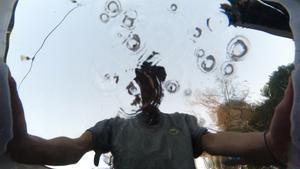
[
  {"left": 249, "top": 64, "right": 294, "bottom": 131},
  {"left": 215, "top": 100, "right": 255, "bottom": 132},
  {"left": 193, "top": 64, "right": 294, "bottom": 169}
]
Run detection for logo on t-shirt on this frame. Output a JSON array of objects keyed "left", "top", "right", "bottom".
[{"left": 168, "top": 128, "right": 179, "bottom": 135}]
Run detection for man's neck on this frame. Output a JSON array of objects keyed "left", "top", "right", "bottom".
[{"left": 138, "top": 106, "right": 161, "bottom": 126}]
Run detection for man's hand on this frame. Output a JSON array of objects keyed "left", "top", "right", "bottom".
[
  {"left": 8, "top": 72, "right": 28, "bottom": 138},
  {"left": 201, "top": 78, "right": 294, "bottom": 166},
  {"left": 266, "top": 78, "right": 294, "bottom": 164},
  {"left": 7, "top": 74, "right": 93, "bottom": 165}
]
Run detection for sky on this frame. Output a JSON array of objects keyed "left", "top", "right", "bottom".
[{"left": 6, "top": 0, "right": 295, "bottom": 168}]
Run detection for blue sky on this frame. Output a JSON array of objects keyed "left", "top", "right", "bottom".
[{"left": 7, "top": 0, "right": 295, "bottom": 168}]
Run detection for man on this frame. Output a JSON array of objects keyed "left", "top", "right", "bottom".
[{"left": 6, "top": 60, "right": 293, "bottom": 168}]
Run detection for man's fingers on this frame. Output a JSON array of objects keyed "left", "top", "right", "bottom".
[
  {"left": 8, "top": 76, "right": 17, "bottom": 94},
  {"left": 282, "top": 77, "right": 294, "bottom": 108},
  {"left": 8, "top": 75, "right": 22, "bottom": 111},
  {"left": 274, "top": 77, "right": 293, "bottom": 115},
  {"left": 269, "top": 77, "right": 293, "bottom": 142}
]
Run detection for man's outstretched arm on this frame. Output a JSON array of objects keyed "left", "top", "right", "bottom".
[
  {"left": 201, "top": 78, "right": 293, "bottom": 166},
  {"left": 7, "top": 75, "right": 93, "bottom": 165},
  {"left": 8, "top": 132, "right": 93, "bottom": 165}
]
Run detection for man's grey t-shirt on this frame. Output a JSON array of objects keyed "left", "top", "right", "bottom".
[{"left": 88, "top": 112, "right": 208, "bottom": 169}]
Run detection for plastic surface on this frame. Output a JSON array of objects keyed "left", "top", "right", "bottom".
[
  {"left": 0, "top": 0, "right": 17, "bottom": 157},
  {"left": 0, "top": 0, "right": 17, "bottom": 61},
  {"left": 4, "top": 0, "right": 297, "bottom": 168},
  {"left": 0, "top": 63, "right": 13, "bottom": 155}
]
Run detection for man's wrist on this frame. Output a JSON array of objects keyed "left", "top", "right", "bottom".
[{"left": 264, "top": 131, "right": 287, "bottom": 167}]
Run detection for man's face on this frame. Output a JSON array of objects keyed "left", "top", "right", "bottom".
[{"left": 134, "top": 70, "right": 161, "bottom": 108}]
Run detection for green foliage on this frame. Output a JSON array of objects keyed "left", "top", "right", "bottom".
[
  {"left": 249, "top": 64, "right": 294, "bottom": 131},
  {"left": 210, "top": 64, "right": 294, "bottom": 169}
]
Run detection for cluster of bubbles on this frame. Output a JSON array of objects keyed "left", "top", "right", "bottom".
[
  {"left": 193, "top": 35, "right": 249, "bottom": 77},
  {"left": 186, "top": 11, "right": 249, "bottom": 78},
  {"left": 162, "top": 81, "right": 193, "bottom": 96},
  {"left": 194, "top": 47, "right": 217, "bottom": 73},
  {"left": 99, "top": 0, "right": 144, "bottom": 55},
  {"left": 222, "top": 36, "right": 250, "bottom": 77},
  {"left": 118, "top": 10, "right": 145, "bottom": 55},
  {"left": 94, "top": 1, "right": 251, "bottom": 118},
  {"left": 95, "top": 72, "right": 120, "bottom": 92},
  {"left": 99, "top": 0, "right": 122, "bottom": 23}
]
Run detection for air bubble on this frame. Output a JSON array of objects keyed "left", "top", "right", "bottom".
[
  {"left": 170, "top": 4, "right": 178, "bottom": 12},
  {"left": 104, "top": 73, "right": 110, "bottom": 80},
  {"left": 206, "top": 12, "right": 229, "bottom": 32},
  {"left": 126, "top": 81, "right": 141, "bottom": 96},
  {"left": 197, "top": 55, "right": 216, "bottom": 73},
  {"left": 105, "top": 0, "right": 122, "bottom": 17},
  {"left": 122, "top": 10, "right": 138, "bottom": 29},
  {"left": 193, "top": 27, "right": 202, "bottom": 38},
  {"left": 125, "top": 34, "right": 141, "bottom": 52},
  {"left": 99, "top": 13, "right": 110, "bottom": 23},
  {"left": 95, "top": 73, "right": 119, "bottom": 92},
  {"left": 165, "top": 80, "right": 180, "bottom": 94},
  {"left": 227, "top": 36, "right": 249, "bottom": 61},
  {"left": 184, "top": 88, "right": 192, "bottom": 96},
  {"left": 194, "top": 48, "right": 205, "bottom": 58},
  {"left": 221, "top": 62, "right": 235, "bottom": 76},
  {"left": 117, "top": 33, "right": 123, "bottom": 38}
]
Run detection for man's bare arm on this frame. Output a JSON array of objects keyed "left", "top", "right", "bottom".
[
  {"left": 8, "top": 132, "right": 93, "bottom": 165},
  {"left": 7, "top": 75, "right": 93, "bottom": 165},
  {"left": 201, "top": 78, "right": 293, "bottom": 166},
  {"left": 202, "top": 132, "right": 273, "bottom": 165}
]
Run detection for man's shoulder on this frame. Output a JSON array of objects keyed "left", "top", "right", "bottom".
[
  {"left": 162, "top": 112, "right": 197, "bottom": 123},
  {"left": 164, "top": 112, "right": 195, "bottom": 118}
]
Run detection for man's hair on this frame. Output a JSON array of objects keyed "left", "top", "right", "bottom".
[
  {"left": 134, "top": 61, "right": 167, "bottom": 106},
  {"left": 135, "top": 61, "right": 166, "bottom": 82}
]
